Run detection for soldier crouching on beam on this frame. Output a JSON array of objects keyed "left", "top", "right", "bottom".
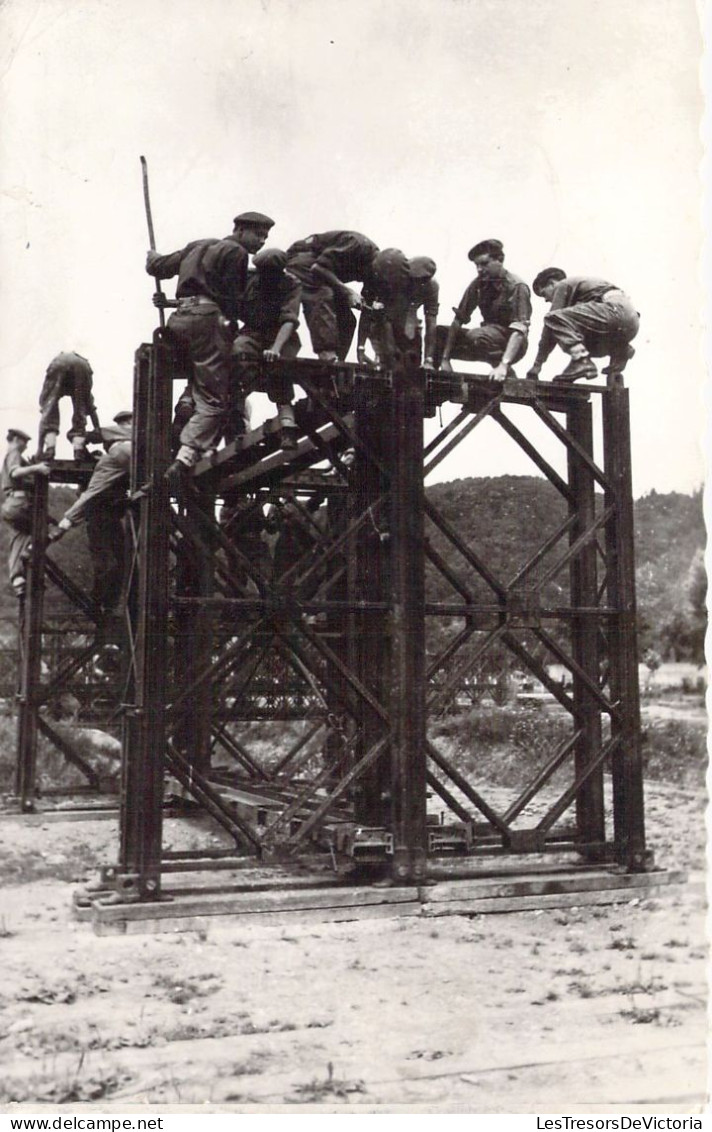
[
  {"left": 1, "top": 429, "right": 51, "bottom": 600},
  {"left": 356, "top": 250, "right": 440, "bottom": 372},
  {"left": 145, "top": 210, "right": 275, "bottom": 485},
  {"left": 438, "top": 238, "right": 531, "bottom": 381},
  {"left": 230, "top": 248, "right": 302, "bottom": 452},
  {"left": 526, "top": 267, "right": 640, "bottom": 384}
]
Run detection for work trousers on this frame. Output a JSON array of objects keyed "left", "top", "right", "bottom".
[
  {"left": 167, "top": 306, "right": 234, "bottom": 455},
  {"left": 544, "top": 294, "right": 639, "bottom": 365},
  {"left": 39, "top": 370, "right": 96, "bottom": 445},
  {"left": 435, "top": 324, "right": 527, "bottom": 367},
  {"left": 2, "top": 493, "right": 32, "bottom": 583},
  {"left": 288, "top": 254, "right": 356, "bottom": 358},
  {"left": 85, "top": 501, "right": 127, "bottom": 613},
  {"left": 232, "top": 331, "right": 299, "bottom": 403}
]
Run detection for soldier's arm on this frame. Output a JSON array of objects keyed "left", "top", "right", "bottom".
[{"left": 440, "top": 281, "right": 477, "bottom": 372}]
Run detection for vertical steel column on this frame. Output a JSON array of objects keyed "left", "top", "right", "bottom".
[
  {"left": 117, "top": 333, "right": 172, "bottom": 900},
  {"left": 389, "top": 352, "right": 427, "bottom": 881},
  {"left": 173, "top": 500, "right": 214, "bottom": 774},
  {"left": 566, "top": 398, "right": 605, "bottom": 855},
  {"left": 602, "top": 384, "right": 646, "bottom": 869},
  {"left": 14, "top": 476, "right": 49, "bottom": 810},
  {"left": 351, "top": 388, "right": 391, "bottom": 827}
]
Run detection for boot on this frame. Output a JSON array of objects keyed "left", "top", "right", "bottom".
[
  {"left": 72, "top": 436, "right": 90, "bottom": 462},
  {"left": 164, "top": 446, "right": 196, "bottom": 491},
  {"left": 42, "top": 431, "right": 58, "bottom": 460},
  {"left": 553, "top": 353, "right": 598, "bottom": 384},
  {"left": 603, "top": 344, "right": 636, "bottom": 377},
  {"left": 277, "top": 404, "right": 298, "bottom": 451}
]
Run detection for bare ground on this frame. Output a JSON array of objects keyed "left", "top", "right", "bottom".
[{"left": 0, "top": 771, "right": 707, "bottom": 1115}]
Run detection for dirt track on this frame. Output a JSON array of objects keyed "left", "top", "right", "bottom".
[{"left": 0, "top": 775, "right": 706, "bottom": 1114}]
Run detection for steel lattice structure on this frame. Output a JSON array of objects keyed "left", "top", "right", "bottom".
[{"left": 12, "top": 331, "right": 646, "bottom": 901}]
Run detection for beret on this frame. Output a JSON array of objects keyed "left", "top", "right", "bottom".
[
  {"left": 468, "top": 238, "right": 504, "bottom": 261},
  {"left": 532, "top": 267, "right": 567, "bottom": 295},
  {"left": 408, "top": 256, "right": 437, "bottom": 280},
  {"left": 233, "top": 211, "right": 275, "bottom": 229},
  {"left": 253, "top": 248, "right": 287, "bottom": 271}
]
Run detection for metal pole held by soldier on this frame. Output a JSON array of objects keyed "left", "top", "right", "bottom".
[{"left": 140, "top": 155, "right": 166, "bottom": 330}]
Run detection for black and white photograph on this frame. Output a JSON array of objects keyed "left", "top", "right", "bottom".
[{"left": 0, "top": 0, "right": 707, "bottom": 1116}]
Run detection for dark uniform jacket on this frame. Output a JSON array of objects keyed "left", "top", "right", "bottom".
[
  {"left": 286, "top": 231, "right": 379, "bottom": 285},
  {"left": 454, "top": 264, "right": 531, "bottom": 335},
  {"left": 236, "top": 270, "right": 302, "bottom": 338},
  {"left": 148, "top": 236, "right": 250, "bottom": 320}
]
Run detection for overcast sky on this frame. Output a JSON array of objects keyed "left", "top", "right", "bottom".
[{"left": 0, "top": 0, "right": 707, "bottom": 497}]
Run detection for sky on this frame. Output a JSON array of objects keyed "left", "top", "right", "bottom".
[{"left": 0, "top": 0, "right": 707, "bottom": 498}]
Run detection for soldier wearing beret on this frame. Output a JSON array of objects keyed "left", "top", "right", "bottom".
[
  {"left": 1, "top": 428, "right": 50, "bottom": 598},
  {"left": 231, "top": 248, "right": 302, "bottom": 450},
  {"left": 286, "top": 230, "right": 379, "bottom": 361},
  {"left": 38, "top": 351, "right": 99, "bottom": 461},
  {"left": 439, "top": 239, "right": 531, "bottom": 381},
  {"left": 49, "top": 411, "right": 133, "bottom": 621},
  {"left": 145, "top": 211, "right": 275, "bottom": 482},
  {"left": 526, "top": 268, "right": 639, "bottom": 383},
  {"left": 356, "top": 250, "right": 440, "bottom": 372}
]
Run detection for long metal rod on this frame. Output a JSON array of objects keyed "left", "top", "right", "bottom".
[{"left": 140, "top": 156, "right": 165, "bottom": 329}]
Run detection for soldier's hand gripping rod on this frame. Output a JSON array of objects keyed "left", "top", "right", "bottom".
[{"left": 140, "top": 155, "right": 165, "bottom": 329}]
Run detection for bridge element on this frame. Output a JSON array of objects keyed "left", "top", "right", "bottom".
[{"left": 10, "top": 333, "right": 650, "bottom": 924}]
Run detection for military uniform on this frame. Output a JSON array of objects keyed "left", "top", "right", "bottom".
[
  {"left": 147, "top": 212, "right": 274, "bottom": 463},
  {"left": 58, "top": 425, "right": 131, "bottom": 614},
  {"left": 231, "top": 249, "right": 302, "bottom": 439},
  {"left": 147, "top": 236, "right": 249, "bottom": 457},
  {"left": 439, "top": 261, "right": 531, "bottom": 366},
  {"left": 1, "top": 435, "right": 33, "bottom": 592},
  {"left": 533, "top": 276, "right": 639, "bottom": 373},
  {"left": 359, "top": 251, "right": 440, "bottom": 368},
  {"left": 286, "top": 231, "right": 379, "bottom": 359},
  {"left": 38, "top": 352, "right": 97, "bottom": 456}
]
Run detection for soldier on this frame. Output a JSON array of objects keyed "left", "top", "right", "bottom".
[
  {"left": 356, "top": 250, "right": 439, "bottom": 371},
  {"left": 231, "top": 248, "right": 302, "bottom": 450},
  {"left": 1, "top": 429, "right": 51, "bottom": 598},
  {"left": 145, "top": 211, "right": 275, "bottom": 481},
  {"left": 49, "top": 411, "right": 133, "bottom": 621},
  {"left": 38, "top": 351, "right": 99, "bottom": 461},
  {"left": 285, "top": 230, "right": 379, "bottom": 361},
  {"left": 526, "top": 268, "right": 640, "bottom": 383},
  {"left": 438, "top": 238, "right": 531, "bottom": 380}
]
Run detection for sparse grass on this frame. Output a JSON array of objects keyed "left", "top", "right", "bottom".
[
  {"left": 608, "top": 935, "right": 637, "bottom": 951},
  {"left": 150, "top": 971, "right": 223, "bottom": 1005},
  {"left": 291, "top": 1061, "right": 366, "bottom": 1103},
  {"left": 0, "top": 1059, "right": 131, "bottom": 1105},
  {"left": 15, "top": 972, "right": 109, "bottom": 1005},
  {"left": 613, "top": 972, "right": 667, "bottom": 996},
  {"left": 568, "top": 980, "right": 596, "bottom": 999},
  {"left": 620, "top": 1005, "right": 681, "bottom": 1027}
]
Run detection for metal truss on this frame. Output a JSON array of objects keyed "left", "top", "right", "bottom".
[
  {"left": 11, "top": 330, "right": 646, "bottom": 896},
  {"left": 11, "top": 465, "right": 129, "bottom": 811}
]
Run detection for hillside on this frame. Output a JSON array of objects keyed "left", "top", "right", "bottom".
[{"left": 0, "top": 478, "right": 705, "bottom": 661}]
